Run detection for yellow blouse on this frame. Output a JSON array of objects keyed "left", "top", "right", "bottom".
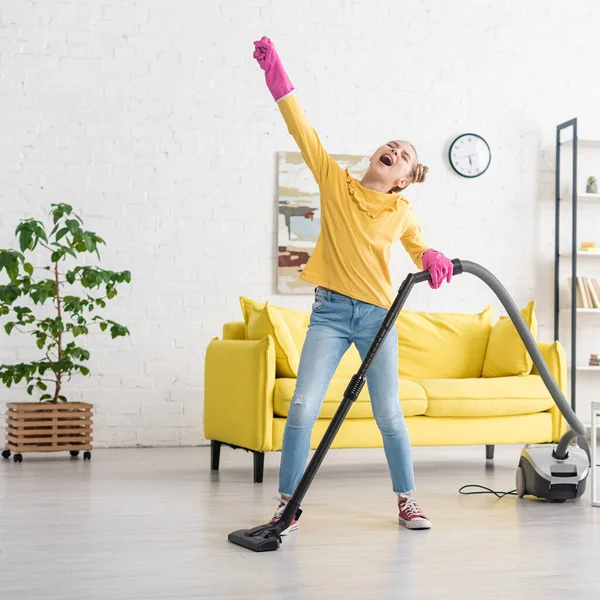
[{"left": 278, "top": 93, "right": 429, "bottom": 309}]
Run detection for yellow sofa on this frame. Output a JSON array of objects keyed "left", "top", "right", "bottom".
[{"left": 204, "top": 299, "right": 567, "bottom": 482}]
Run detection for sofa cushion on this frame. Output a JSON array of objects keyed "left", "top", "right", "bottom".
[
  {"left": 483, "top": 301, "right": 538, "bottom": 378},
  {"left": 240, "top": 296, "right": 364, "bottom": 379},
  {"left": 419, "top": 375, "right": 554, "bottom": 418},
  {"left": 274, "top": 378, "right": 428, "bottom": 419},
  {"left": 396, "top": 305, "right": 494, "bottom": 380},
  {"left": 243, "top": 300, "right": 304, "bottom": 378}
]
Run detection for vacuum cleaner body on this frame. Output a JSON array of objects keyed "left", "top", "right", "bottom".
[{"left": 517, "top": 444, "right": 589, "bottom": 501}]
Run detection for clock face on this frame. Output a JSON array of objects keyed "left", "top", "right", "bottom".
[{"left": 449, "top": 134, "right": 491, "bottom": 178}]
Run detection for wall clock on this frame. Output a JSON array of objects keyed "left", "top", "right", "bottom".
[{"left": 449, "top": 133, "right": 491, "bottom": 178}]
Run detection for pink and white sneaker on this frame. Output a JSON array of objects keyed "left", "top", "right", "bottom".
[
  {"left": 398, "top": 494, "right": 432, "bottom": 530},
  {"left": 269, "top": 495, "right": 300, "bottom": 536}
]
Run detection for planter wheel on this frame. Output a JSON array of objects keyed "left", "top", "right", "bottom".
[
  {"left": 83, "top": 451, "right": 92, "bottom": 461},
  {"left": 13, "top": 453, "right": 22, "bottom": 463},
  {"left": 70, "top": 451, "right": 80, "bottom": 458},
  {"left": 2, "top": 450, "right": 10, "bottom": 460}
]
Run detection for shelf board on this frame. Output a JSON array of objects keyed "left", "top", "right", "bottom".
[
  {"left": 562, "top": 139, "right": 600, "bottom": 149},
  {"left": 576, "top": 366, "right": 600, "bottom": 371},
  {"left": 559, "top": 251, "right": 600, "bottom": 257},
  {"left": 560, "top": 194, "right": 600, "bottom": 202},
  {"left": 560, "top": 309, "right": 600, "bottom": 313}
]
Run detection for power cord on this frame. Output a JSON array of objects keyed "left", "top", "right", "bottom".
[{"left": 458, "top": 484, "right": 517, "bottom": 499}]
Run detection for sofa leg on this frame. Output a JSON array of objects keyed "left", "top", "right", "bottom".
[
  {"left": 486, "top": 445, "right": 495, "bottom": 460},
  {"left": 211, "top": 440, "right": 221, "bottom": 471},
  {"left": 253, "top": 451, "right": 264, "bottom": 483}
]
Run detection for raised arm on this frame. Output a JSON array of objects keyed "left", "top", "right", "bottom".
[{"left": 253, "top": 36, "right": 337, "bottom": 185}]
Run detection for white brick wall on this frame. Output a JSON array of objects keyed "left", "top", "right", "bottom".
[{"left": 1, "top": 0, "right": 600, "bottom": 446}]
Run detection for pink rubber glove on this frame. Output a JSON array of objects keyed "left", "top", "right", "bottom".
[
  {"left": 422, "top": 249, "right": 453, "bottom": 290},
  {"left": 253, "top": 36, "right": 295, "bottom": 101}
]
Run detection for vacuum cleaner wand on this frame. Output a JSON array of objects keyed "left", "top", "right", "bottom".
[
  {"left": 227, "top": 259, "right": 590, "bottom": 552},
  {"left": 228, "top": 259, "right": 463, "bottom": 552}
]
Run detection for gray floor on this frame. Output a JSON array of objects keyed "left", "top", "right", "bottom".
[{"left": 1, "top": 445, "right": 599, "bottom": 600}]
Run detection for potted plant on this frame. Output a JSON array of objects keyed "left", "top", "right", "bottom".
[
  {"left": 586, "top": 176, "right": 597, "bottom": 194},
  {"left": 0, "top": 204, "right": 130, "bottom": 462}
]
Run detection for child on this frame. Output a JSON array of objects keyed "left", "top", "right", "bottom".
[{"left": 253, "top": 37, "right": 453, "bottom": 532}]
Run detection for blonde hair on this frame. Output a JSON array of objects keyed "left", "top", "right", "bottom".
[{"left": 391, "top": 143, "right": 428, "bottom": 192}]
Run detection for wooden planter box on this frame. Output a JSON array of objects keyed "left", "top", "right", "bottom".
[{"left": 3, "top": 402, "right": 93, "bottom": 463}]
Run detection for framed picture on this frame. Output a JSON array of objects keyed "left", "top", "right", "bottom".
[{"left": 277, "top": 151, "right": 369, "bottom": 294}]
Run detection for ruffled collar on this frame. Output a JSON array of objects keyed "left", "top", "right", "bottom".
[{"left": 345, "top": 170, "right": 409, "bottom": 219}]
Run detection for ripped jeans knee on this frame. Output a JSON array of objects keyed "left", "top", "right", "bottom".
[{"left": 286, "top": 391, "right": 320, "bottom": 429}]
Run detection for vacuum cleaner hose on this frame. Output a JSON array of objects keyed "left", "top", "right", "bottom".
[{"left": 460, "top": 261, "right": 589, "bottom": 461}]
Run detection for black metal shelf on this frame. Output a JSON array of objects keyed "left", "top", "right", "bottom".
[
  {"left": 554, "top": 121, "right": 600, "bottom": 412},
  {"left": 555, "top": 118, "right": 578, "bottom": 410}
]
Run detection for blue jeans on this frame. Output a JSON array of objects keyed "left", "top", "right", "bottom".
[{"left": 278, "top": 286, "right": 416, "bottom": 496}]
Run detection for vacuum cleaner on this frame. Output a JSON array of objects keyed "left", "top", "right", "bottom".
[{"left": 228, "top": 259, "right": 591, "bottom": 552}]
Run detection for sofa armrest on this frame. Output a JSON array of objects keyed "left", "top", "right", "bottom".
[
  {"left": 204, "top": 335, "right": 276, "bottom": 452},
  {"left": 223, "top": 322, "right": 246, "bottom": 340},
  {"left": 532, "top": 341, "right": 568, "bottom": 442}
]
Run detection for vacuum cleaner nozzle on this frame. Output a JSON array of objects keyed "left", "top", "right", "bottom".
[{"left": 228, "top": 523, "right": 282, "bottom": 552}]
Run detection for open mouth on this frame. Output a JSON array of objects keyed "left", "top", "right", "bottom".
[{"left": 379, "top": 154, "right": 393, "bottom": 167}]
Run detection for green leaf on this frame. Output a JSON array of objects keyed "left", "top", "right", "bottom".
[
  {"left": 15, "top": 219, "right": 47, "bottom": 251},
  {"left": 58, "top": 395, "right": 67, "bottom": 403},
  {"left": 40, "top": 394, "right": 52, "bottom": 402},
  {"left": 99, "top": 322, "right": 108, "bottom": 332},
  {"left": 110, "top": 323, "right": 130, "bottom": 339},
  {"left": 24, "top": 262, "right": 34, "bottom": 276},
  {"left": 82, "top": 232, "right": 95, "bottom": 252},
  {"left": 37, "top": 381, "right": 47, "bottom": 391},
  {"left": 107, "top": 288, "right": 117, "bottom": 299},
  {"left": 55, "top": 227, "right": 69, "bottom": 242},
  {"left": 27, "top": 384, "right": 34, "bottom": 395},
  {"left": 0, "top": 250, "right": 23, "bottom": 281},
  {"left": 36, "top": 223, "right": 48, "bottom": 243},
  {"left": 36, "top": 334, "right": 47, "bottom": 350},
  {"left": 0, "top": 284, "right": 21, "bottom": 304},
  {"left": 19, "top": 228, "right": 33, "bottom": 252},
  {"left": 79, "top": 366, "right": 90, "bottom": 376},
  {"left": 4, "top": 322, "right": 15, "bottom": 335},
  {"left": 66, "top": 271, "right": 76, "bottom": 285},
  {"left": 66, "top": 219, "right": 80, "bottom": 235},
  {"left": 52, "top": 205, "right": 64, "bottom": 224},
  {"left": 57, "top": 203, "right": 73, "bottom": 215}
]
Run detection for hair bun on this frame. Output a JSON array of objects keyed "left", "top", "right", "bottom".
[{"left": 413, "top": 164, "right": 428, "bottom": 184}]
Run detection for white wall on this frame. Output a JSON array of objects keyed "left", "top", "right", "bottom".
[{"left": 1, "top": 0, "right": 599, "bottom": 446}]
